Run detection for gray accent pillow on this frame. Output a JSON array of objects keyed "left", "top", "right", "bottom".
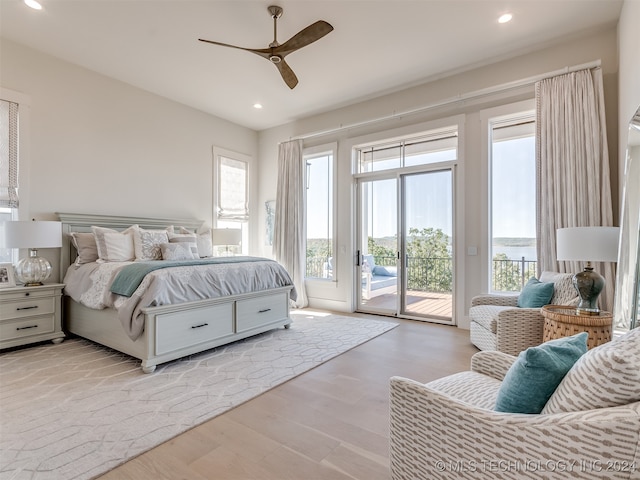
[
  {"left": 160, "top": 242, "right": 196, "bottom": 261},
  {"left": 168, "top": 231, "right": 200, "bottom": 258},
  {"left": 179, "top": 226, "right": 212, "bottom": 257},
  {"left": 70, "top": 232, "right": 99, "bottom": 265}
]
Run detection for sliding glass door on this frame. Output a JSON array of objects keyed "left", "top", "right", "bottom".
[
  {"left": 400, "top": 169, "right": 453, "bottom": 320},
  {"left": 357, "top": 176, "right": 398, "bottom": 315},
  {"left": 356, "top": 169, "right": 454, "bottom": 323}
]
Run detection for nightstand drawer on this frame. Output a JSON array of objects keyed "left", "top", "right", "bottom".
[
  {"left": 0, "top": 297, "right": 55, "bottom": 320},
  {"left": 0, "top": 288, "right": 57, "bottom": 301},
  {"left": 0, "top": 316, "right": 55, "bottom": 341}
]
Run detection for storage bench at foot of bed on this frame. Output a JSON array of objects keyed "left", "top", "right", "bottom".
[{"left": 65, "top": 286, "right": 293, "bottom": 373}]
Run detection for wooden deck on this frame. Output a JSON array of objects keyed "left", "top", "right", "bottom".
[{"left": 362, "top": 290, "right": 453, "bottom": 319}]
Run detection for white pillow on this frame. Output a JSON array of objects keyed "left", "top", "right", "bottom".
[
  {"left": 160, "top": 242, "right": 196, "bottom": 261},
  {"left": 133, "top": 226, "right": 171, "bottom": 261},
  {"left": 179, "top": 226, "right": 213, "bottom": 257},
  {"left": 92, "top": 225, "right": 136, "bottom": 262}
]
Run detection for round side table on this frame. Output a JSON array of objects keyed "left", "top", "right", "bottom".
[{"left": 542, "top": 305, "right": 613, "bottom": 349}]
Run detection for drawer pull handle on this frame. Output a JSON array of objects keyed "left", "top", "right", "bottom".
[
  {"left": 17, "top": 325, "right": 38, "bottom": 331},
  {"left": 191, "top": 323, "right": 209, "bottom": 329},
  {"left": 17, "top": 306, "right": 39, "bottom": 311},
  {"left": 258, "top": 308, "right": 272, "bottom": 313}
]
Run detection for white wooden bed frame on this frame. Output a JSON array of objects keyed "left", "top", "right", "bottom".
[{"left": 58, "top": 213, "right": 293, "bottom": 373}]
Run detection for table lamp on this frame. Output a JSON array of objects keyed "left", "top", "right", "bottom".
[
  {"left": 0, "top": 220, "right": 62, "bottom": 286},
  {"left": 556, "top": 226, "right": 620, "bottom": 315},
  {"left": 212, "top": 228, "right": 241, "bottom": 256}
]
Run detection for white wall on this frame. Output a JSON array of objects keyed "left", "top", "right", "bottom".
[
  {"left": 1, "top": 39, "right": 258, "bottom": 281},
  {"left": 257, "top": 27, "right": 620, "bottom": 328}
]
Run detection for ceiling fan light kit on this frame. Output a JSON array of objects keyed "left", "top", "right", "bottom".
[{"left": 199, "top": 5, "right": 333, "bottom": 89}]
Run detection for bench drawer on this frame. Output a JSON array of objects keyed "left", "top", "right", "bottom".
[
  {"left": 155, "top": 302, "right": 234, "bottom": 355},
  {"left": 236, "top": 292, "right": 288, "bottom": 333}
]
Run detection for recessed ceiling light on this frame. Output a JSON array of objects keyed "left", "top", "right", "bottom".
[
  {"left": 24, "top": 0, "right": 43, "bottom": 10},
  {"left": 253, "top": 103, "right": 263, "bottom": 109},
  {"left": 498, "top": 13, "right": 513, "bottom": 24}
]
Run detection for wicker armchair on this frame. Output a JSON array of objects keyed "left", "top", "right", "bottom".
[
  {"left": 469, "top": 271, "right": 578, "bottom": 355},
  {"left": 389, "top": 348, "right": 640, "bottom": 480}
]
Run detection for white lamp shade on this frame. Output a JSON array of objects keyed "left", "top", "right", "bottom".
[
  {"left": 212, "top": 228, "right": 241, "bottom": 246},
  {"left": 0, "top": 221, "right": 62, "bottom": 249},
  {"left": 556, "top": 226, "right": 620, "bottom": 262}
]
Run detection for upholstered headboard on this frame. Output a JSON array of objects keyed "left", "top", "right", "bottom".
[{"left": 56, "top": 212, "right": 204, "bottom": 278}]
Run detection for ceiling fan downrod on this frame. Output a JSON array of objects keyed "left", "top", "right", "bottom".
[{"left": 268, "top": 5, "right": 283, "bottom": 48}]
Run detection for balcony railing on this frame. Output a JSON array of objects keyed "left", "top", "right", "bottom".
[
  {"left": 307, "top": 255, "right": 538, "bottom": 293},
  {"left": 492, "top": 257, "right": 537, "bottom": 291}
]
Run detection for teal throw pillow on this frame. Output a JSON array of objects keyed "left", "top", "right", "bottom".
[
  {"left": 494, "top": 332, "right": 588, "bottom": 414},
  {"left": 517, "top": 277, "right": 554, "bottom": 308}
]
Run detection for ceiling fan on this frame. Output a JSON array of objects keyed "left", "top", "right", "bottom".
[{"left": 199, "top": 5, "right": 333, "bottom": 89}]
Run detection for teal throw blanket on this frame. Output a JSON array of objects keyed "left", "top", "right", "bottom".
[{"left": 110, "top": 256, "right": 274, "bottom": 297}]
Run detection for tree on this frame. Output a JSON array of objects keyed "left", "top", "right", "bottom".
[
  {"left": 405, "top": 227, "right": 452, "bottom": 292},
  {"left": 368, "top": 236, "right": 395, "bottom": 261}
]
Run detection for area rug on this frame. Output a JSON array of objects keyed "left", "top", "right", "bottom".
[{"left": 0, "top": 312, "right": 397, "bottom": 480}]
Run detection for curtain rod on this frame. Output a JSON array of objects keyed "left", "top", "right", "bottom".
[{"left": 286, "top": 60, "right": 601, "bottom": 142}]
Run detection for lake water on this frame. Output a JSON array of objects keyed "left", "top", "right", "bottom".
[{"left": 493, "top": 246, "right": 537, "bottom": 261}]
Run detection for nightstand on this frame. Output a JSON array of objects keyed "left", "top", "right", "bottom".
[{"left": 0, "top": 283, "right": 65, "bottom": 349}]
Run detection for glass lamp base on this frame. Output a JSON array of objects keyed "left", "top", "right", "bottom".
[{"left": 16, "top": 250, "right": 52, "bottom": 286}]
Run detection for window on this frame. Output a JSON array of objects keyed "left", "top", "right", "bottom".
[
  {"left": 489, "top": 114, "right": 536, "bottom": 292},
  {"left": 213, "top": 147, "right": 250, "bottom": 254},
  {"left": 356, "top": 127, "right": 457, "bottom": 173},
  {"left": 0, "top": 98, "right": 20, "bottom": 263},
  {"left": 304, "top": 143, "right": 335, "bottom": 280}
]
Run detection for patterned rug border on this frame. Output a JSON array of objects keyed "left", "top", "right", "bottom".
[{"left": 0, "top": 312, "right": 398, "bottom": 480}]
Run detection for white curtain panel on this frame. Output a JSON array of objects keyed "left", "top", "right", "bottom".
[
  {"left": 0, "top": 99, "right": 19, "bottom": 208},
  {"left": 535, "top": 68, "right": 615, "bottom": 311},
  {"left": 273, "top": 139, "right": 308, "bottom": 308}
]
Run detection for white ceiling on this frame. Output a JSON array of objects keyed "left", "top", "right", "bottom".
[{"left": 0, "top": 0, "right": 623, "bottom": 131}]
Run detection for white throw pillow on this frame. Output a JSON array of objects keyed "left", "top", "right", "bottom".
[
  {"left": 92, "top": 225, "right": 136, "bottom": 262},
  {"left": 541, "top": 328, "right": 640, "bottom": 413}
]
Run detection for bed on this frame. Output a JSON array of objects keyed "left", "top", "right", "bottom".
[{"left": 58, "top": 213, "right": 295, "bottom": 373}]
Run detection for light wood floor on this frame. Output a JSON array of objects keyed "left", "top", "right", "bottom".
[{"left": 99, "top": 311, "right": 478, "bottom": 480}]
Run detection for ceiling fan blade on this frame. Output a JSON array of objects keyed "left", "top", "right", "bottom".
[
  {"left": 272, "top": 20, "right": 334, "bottom": 57},
  {"left": 274, "top": 59, "right": 299, "bottom": 89},
  {"left": 198, "top": 38, "right": 271, "bottom": 59}
]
